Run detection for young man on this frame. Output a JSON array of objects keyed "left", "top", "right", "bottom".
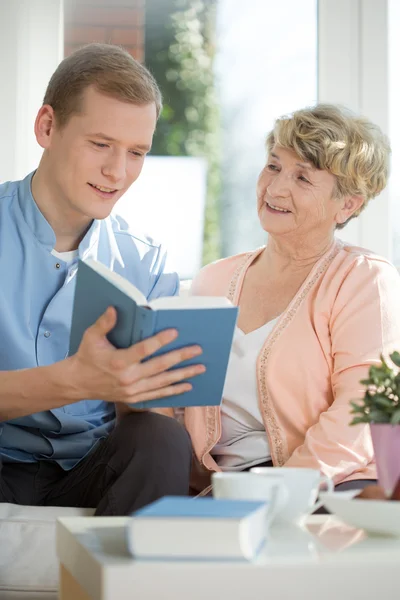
[{"left": 0, "top": 43, "right": 204, "bottom": 515}]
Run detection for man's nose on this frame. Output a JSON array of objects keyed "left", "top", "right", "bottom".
[{"left": 101, "top": 151, "right": 126, "bottom": 183}]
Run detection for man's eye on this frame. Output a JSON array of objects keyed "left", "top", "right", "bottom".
[{"left": 91, "top": 142, "right": 109, "bottom": 148}]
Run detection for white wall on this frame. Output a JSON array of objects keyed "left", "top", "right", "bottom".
[
  {"left": 215, "top": 0, "right": 317, "bottom": 257},
  {"left": 0, "top": 0, "right": 64, "bottom": 182},
  {"left": 318, "top": 0, "right": 392, "bottom": 259},
  {"left": 389, "top": 0, "right": 400, "bottom": 265}
]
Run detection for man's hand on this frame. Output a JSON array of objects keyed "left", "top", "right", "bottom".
[{"left": 69, "top": 306, "right": 206, "bottom": 405}]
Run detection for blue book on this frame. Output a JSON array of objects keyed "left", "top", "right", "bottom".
[
  {"left": 69, "top": 259, "right": 238, "bottom": 408},
  {"left": 127, "top": 496, "right": 268, "bottom": 561}
]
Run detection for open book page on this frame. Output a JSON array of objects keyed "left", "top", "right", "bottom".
[
  {"left": 84, "top": 259, "right": 147, "bottom": 305},
  {"left": 149, "top": 296, "right": 233, "bottom": 310},
  {"left": 84, "top": 259, "right": 233, "bottom": 311}
]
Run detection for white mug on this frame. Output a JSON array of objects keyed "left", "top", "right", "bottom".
[
  {"left": 211, "top": 471, "right": 288, "bottom": 521},
  {"left": 250, "top": 467, "right": 334, "bottom": 523}
]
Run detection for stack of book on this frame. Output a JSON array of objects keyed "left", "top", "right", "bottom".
[{"left": 126, "top": 496, "right": 269, "bottom": 562}]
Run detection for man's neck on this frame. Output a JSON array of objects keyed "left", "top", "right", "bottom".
[
  {"left": 31, "top": 165, "right": 92, "bottom": 252},
  {"left": 52, "top": 237, "right": 84, "bottom": 253}
]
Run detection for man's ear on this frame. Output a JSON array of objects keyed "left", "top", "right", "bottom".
[
  {"left": 34, "top": 105, "right": 57, "bottom": 150},
  {"left": 335, "top": 194, "right": 365, "bottom": 226}
]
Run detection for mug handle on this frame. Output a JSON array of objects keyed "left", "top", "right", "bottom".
[{"left": 308, "top": 475, "right": 334, "bottom": 513}]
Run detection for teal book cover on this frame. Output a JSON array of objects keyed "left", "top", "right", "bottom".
[
  {"left": 69, "top": 259, "right": 238, "bottom": 408},
  {"left": 132, "top": 496, "right": 267, "bottom": 519}
]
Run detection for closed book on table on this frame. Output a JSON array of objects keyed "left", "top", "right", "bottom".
[
  {"left": 126, "top": 496, "right": 268, "bottom": 561},
  {"left": 69, "top": 259, "right": 238, "bottom": 408}
]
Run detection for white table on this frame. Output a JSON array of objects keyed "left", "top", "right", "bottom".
[{"left": 57, "top": 515, "right": 400, "bottom": 600}]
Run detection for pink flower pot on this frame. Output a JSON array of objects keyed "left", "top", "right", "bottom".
[{"left": 370, "top": 423, "right": 400, "bottom": 497}]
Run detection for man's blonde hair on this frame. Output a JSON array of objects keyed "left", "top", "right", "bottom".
[
  {"left": 266, "top": 104, "right": 391, "bottom": 228},
  {"left": 43, "top": 43, "right": 162, "bottom": 128}
]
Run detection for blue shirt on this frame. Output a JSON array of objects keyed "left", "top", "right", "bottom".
[{"left": 0, "top": 172, "right": 179, "bottom": 469}]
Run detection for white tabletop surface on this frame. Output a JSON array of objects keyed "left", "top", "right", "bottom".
[{"left": 57, "top": 514, "right": 400, "bottom": 600}]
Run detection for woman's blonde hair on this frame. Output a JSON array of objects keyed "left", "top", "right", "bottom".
[{"left": 266, "top": 104, "right": 391, "bottom": 228}]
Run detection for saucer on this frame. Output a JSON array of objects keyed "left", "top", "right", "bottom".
[{"left": 320, "top": 490, "right": 400, "bottom": 537}]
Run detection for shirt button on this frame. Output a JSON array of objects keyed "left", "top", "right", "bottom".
[
  {"left": 44, "top": 331, "right": 51, "bottom": 338},
  {"left": 55, "top": 263, "right": 61, "bottom": 269}
]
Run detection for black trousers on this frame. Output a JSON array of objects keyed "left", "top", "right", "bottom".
[{"left": 0, "top": 412, "right": 192, "bottom": 516}]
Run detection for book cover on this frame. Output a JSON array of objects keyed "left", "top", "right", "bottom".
[
  {"left": 69, "top": 259, "right": 238, "bottom": 408},
  {"left": 133, "top": 496, "right": 266, "bottom": 519},
  {"left": 127, "top": 496, "right": 268, "bottom": 561}
]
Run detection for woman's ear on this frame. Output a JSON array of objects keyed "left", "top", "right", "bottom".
[{"left": 335, "top": 195, "right": 365, "bottom": 226}]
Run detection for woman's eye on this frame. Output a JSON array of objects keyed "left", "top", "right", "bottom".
[
  {"left": 267, "top": 164, "right": 279, "bottom": 171},
  {"left": 299, "top": 175, "right": 310, "bottom": 183}
]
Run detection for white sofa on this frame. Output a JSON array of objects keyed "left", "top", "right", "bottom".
[{"left": 0, "top": 503, "right": 94, "bottom": 600}]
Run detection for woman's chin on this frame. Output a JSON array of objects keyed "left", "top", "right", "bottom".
[
  {"left": 258, "top": 216, "right": 293, "bottom": 236},
  {"left": 258, "top": 205, "right": 294, "bottom": 233}
]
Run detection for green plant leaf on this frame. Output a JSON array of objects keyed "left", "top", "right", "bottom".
[
  {"left": 391, "top": 410, "right": 400, "bottom": 425},
  {"left": 369, "top": 410, "right": 391, "bottom": 424},
  {"left": 350, "top": 407, "right": 365, "bottom": 415},
  {"left": 350, "top": 416, "right": 369, "bottom": 426},
  {"left": 390, "top": 351, "right": 400, "bottom": 368},
  {"left": 350, "top": 400, "right": 363, "bottom": 410},
  {"left": 363, "top": 394, "right": 375, "bottom": 406},
  {"left": 350, "top": 407, "right": 367, "bottom": 417},
  {"left": 373, "top": 396, "right": 396, "bottom": 410},
  {"left": 379, "top": 354, "right": 392, "bottom": 370}
]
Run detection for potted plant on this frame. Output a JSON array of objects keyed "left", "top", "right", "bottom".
[{"left": 350, "top": 351, "right": 400, "bottom": 497}]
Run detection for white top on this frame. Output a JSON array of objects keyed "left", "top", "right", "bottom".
[
  {"left": 212, "top": 318, "right": 279, "bottom": 471},
  {"left": 51, "top": 249, "right": 79, "bottom": 262}
]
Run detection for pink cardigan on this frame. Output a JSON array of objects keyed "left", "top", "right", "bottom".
[{"left": 185, "top": 239, "right": 400, "bottom": 486}]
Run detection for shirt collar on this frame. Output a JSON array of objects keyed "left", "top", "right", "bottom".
[
  {"left": 77, "top": 213, "right": 124, "bottom": 267},
  {"left": 18, "top": 171, "right": 56, "bottom": 250}
]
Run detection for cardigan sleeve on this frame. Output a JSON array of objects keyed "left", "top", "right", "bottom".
[
  {"left": 189, "top": 263, "right": 218, "bottom": 296},
  {"left": 284, "top": 255, "right": 400, "bottom": 483}
]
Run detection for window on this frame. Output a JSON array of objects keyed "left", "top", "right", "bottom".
[
  {"left": 141, "top": 0, "right": 317, "bottom": 276},
  {"left": 215, "top": 0, "right": 317, "bottom": 258}
]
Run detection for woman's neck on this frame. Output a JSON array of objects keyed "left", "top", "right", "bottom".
[{"left": 260, "top": 234, "right": 335, "bottom": 277}]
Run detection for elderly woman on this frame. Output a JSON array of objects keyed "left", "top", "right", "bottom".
[{"left": 185, "top": 104, "right": 400, "bottom": 492}]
